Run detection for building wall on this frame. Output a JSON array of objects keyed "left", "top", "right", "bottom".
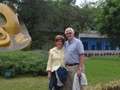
[
  {"left": 79, "top": 30, "right": 119, "bottom": 51},
  {"left": 81, "top": 37, "right": 118, "bottom": 50},
  {"left": 79, "top": 30, "right": 120, "bottom": 57}
]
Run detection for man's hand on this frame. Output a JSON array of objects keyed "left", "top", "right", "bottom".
[{"left": 76, "top": 69, "right": 82, "bottom": 77}]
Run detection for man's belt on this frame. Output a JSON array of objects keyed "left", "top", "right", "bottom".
[{"left": 66, "top": 63, "right": 79, "bottom": 66}]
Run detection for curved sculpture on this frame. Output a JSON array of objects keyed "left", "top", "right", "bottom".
[{"left": 0, "top": 3, "right": 31, "bottom": 51}]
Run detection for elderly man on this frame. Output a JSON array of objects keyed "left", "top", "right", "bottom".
[{"left": 64, "top": 27, "right": 85, "bottom": 90}]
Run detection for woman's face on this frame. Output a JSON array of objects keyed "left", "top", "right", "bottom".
[{"left": 55, "top": 40, "right": 63, "bottom": 49}]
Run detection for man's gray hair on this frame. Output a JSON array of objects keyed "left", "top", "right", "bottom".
[{"left": 65, "top": 27, "right": 74, "bottom": 34}]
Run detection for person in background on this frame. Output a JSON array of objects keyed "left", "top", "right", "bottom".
[
  {"left": 64, "top": 27, "right": 85, "bottom": 90},
  {"left": 46, "top": 35, "right": 67, "bottom": 90}
]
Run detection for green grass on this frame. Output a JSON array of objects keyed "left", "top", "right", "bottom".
[
  {"left": 0, "top": 75, "right": 49, "bottom": 90},
  {"left": 0, "top": 56, "right": 120, "bottom": 90},
  {"left": 85, "top": 56, "right": 120, "bottom": 89}
]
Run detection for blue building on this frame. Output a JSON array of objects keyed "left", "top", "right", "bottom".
[{"left": 79, "top": 30, "right": 119, "bottom": 50}]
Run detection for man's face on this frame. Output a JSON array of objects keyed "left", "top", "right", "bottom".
[{"left": 65, "top": 30, "right": 74, "bottom": 40}]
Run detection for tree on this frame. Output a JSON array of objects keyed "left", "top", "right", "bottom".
[
  {"left": 0, "top": 0, "right": 98, "bottom": 49},
  {"left": 19, "top": 0, "right": 53, "bottom": 49},
  {"left": 95, "top": 0, "right": 120, "bottom": 46}
]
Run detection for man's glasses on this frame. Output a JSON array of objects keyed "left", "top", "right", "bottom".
[{"left": 66, "top": 32, "right": 72, "bottom": 35}]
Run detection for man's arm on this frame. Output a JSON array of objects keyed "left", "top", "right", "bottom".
[
  {"left": 79, "top": 53, "right": 84, "bottom": 71},
  {"left": 77, "top": 53, "right": 84, "bottom": 77}
]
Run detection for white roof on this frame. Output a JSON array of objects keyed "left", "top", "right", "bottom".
[{"left": 79, "top": 30, "right": 107, "bottom": 38}]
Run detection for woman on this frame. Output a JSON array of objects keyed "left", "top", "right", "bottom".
[{"left": 46, "top": 35, "right": 67, "bottom": 90}]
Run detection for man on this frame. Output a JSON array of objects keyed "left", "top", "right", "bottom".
[{"left": 64, "top": 27, "right": 85, "bottom": 90}]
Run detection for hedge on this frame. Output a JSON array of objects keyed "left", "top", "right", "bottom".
[{"left": 0, "top": 50, "right": 48, "bottom": 77}]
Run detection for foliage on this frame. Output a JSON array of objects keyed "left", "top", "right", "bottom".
[
  {"left": 0, "top": 51, "right": 48, "bottom": 77},
  {"left": 18, "top": 0, "right": 97, "bottom": 49},
  {"left": 102, "top": 80, "right": 120, "bottom": 90},
  {"left": 0, "top": 0, "right": 98, "bottom": 49},
  {"left": 95, "top": 0, "right": 120, "bottom": 46},
  {"left": 0, "top": 57, "right": 120, "bottom": 90}
]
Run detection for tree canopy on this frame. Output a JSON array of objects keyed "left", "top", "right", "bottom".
[
  {"left": 95, "top": 0, "right": 120, "bottom": 46},
  {"left": 0, "top": 0, "right": 98, "bottom": 50}
]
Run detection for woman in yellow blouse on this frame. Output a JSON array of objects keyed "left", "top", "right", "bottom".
[{"left": 46, "top": 35, "right": 67, "bottom": 90}]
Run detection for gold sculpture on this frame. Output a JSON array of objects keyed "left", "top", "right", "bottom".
[{"left": 0, "top": 3, "right": 31, "bottom": 51}]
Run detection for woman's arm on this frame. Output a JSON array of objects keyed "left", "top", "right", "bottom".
[{"left": 48, "top": 70, "right": 51, "bottom": 80}]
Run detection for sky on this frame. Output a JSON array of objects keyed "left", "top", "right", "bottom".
[{"left": 76, "top": 0, "right": 99, "bottom": 6}]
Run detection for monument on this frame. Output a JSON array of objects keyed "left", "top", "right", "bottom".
[{"left": 0, "top": 2, "right": 31, "bottom": 51}]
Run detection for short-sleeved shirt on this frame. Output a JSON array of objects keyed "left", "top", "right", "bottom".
[{"left": 65, "top": 37, "right": 84, "bottom": 64}]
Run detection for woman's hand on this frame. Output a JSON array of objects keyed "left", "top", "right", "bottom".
[{"left": 48, "top": 71, "right": 51, "bottom": 80}]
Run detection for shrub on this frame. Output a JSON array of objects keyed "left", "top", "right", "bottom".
[{"left": 0, "top": 50, "right": 48, "bottom": 77}]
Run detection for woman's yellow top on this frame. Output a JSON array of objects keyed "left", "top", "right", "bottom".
[{"left": 46, "top": 46, "right": 65, "bottom": 72}]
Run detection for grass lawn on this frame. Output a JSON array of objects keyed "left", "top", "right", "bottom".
[
  {"left": 0, "top": 56, "right": 120, "bottom": 90},
  {"left": 85, "top": 56, "right": 120, "bottom": 89},
  {"left": 0, "top": 75, "right": 49, "bottom": 90}
]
